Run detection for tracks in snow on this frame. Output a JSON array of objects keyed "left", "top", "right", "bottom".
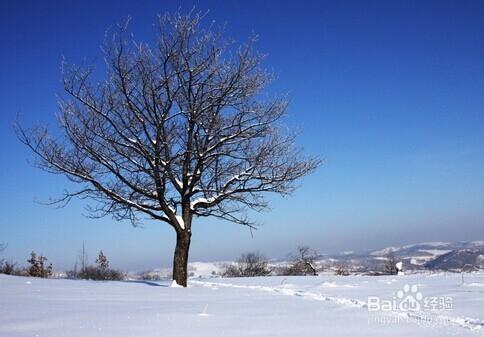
[
  {"left": 192, "top": 280, "right": 367, "bottom": 308},
  {"left": 190, "top": 280, "right": 483, "bottom": 332}
]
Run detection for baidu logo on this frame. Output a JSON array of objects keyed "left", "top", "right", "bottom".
[
  {"left": 368, "top": 283, "right": 452, "bottom": 313},
  {"left": 397, "top": 284, "right": 423, "bottom": 311}
]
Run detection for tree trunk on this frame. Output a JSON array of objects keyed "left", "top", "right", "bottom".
[{"left": 172, "top": 230, "right": 191, "bottom": 287}]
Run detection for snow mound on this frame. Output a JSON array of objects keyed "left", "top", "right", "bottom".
[{"left": 170, "top": 280, "right": 183, "bottom": 288}]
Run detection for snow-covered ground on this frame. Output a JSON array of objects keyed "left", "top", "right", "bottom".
[{"left": 0, "top": 272, "right": 483, "bottom": 336}]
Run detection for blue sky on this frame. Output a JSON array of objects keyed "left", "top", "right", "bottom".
[{"left": 0, "top": 0, "right": 483, "bottom": 270}]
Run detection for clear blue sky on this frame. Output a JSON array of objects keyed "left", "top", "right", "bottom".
[{"left": 1, "top": 0, "right": 483, "bottom": 270}]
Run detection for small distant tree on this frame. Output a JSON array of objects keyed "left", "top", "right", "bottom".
[
  {"left": 96, "top": 250, "right": 109, "bottom": 270},
  {"left": 0, "top": 242, "right": 5, "bottom": 271},
  {"left": 334, "top": 263, "right": 350, "bottom": 276},
  {"left": 71, "top": 248, "right": 123, "bottom": 281},
  {"left": 27, "top": 252, "right": 40, "bottom": 276},
  {"left": 223, "top": 252, "right": 271, "bottom": 277},
  {"left": 0, "top": 260, "right": 17, "bottom": 275},
  {"left": 462, "top": 264, "right": 475, "bottom": 273},
  {"left": 79, "top": 242, "right": 88, "bottom": 271},
  {"left": 384, "top": 251, "right": 398, "bottom": 275},
  {"left": 27, "top": 251, "right": 53, "bottom": 278},
  {"left": 282, "top": 245, "right": 319, "bottom": 276},
  {"left": 68, "top": 242, "right": 89, "bottom": 278},
  {"left": 137, "top": 270, "right": 166, "bottom": 281}
]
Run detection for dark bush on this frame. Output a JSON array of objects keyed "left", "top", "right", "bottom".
[
  {"left": 383, "top": 252, "right": 398, "bottom": 275},
  {"left": 67, "top": 250, "right": 124, "bottom": 281},
  {"left": 334, "top": 264, "right": 350, "bottom": 276},
  {"left": 27, "top": 251, "right": 52, "bottom": 278},
  {"left": 137, "top": 271, "right": 166, "bottom": 281},
  {"left": 77, "top": 265, "right": 124, "bottom": 281},
  {"left": 223, "top": 252, "right": 272, "bottom": 277},
  {"left": 0, "top": 260, "right": 17, "bottom": 275},
  {"left": 280, "top": 246, "right": 319, "bottom": 276}
]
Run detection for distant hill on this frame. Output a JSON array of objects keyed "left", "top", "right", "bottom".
[
  {"left": 425, "top": 248, "right": 484, "bottom": 271},
  {"left": 317, "top": 241, "right": 484, "bottom": 273}
]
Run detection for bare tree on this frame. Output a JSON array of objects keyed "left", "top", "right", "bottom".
[
  {"left": 78, "top": 242, "right": 88, "bottom": 271},
  {"left": 334, "top": 263, "right": 350, "bottom": 276},
  {"left": 96, "top": 250, "right": 109, "bottom": 270},
  {"left": 68, "top": 248, "right": 123, "bottom": 281},
  {"left": 223, "top": 252, "right": 271, "bottom": 277},
  {"left": 282, "top": 245, "right": 319, "bottom": 276},
  {"left": 384, "top": 251, "right": 398, "bottom": 275},
  {"left": 16, "top": 11, "right": 320, "bottom": 286},
  {"left": 295, "top": 245, "right": 319, "bottom": 275},
  {"left": 0, "top": 243, "right": 6, "bottom": 273},
  {"left": 27, "top": 251, "right": 53, "bottom": 278}
]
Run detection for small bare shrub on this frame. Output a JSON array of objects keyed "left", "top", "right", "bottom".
[
  {"left": 67, "top": 249, "right": 124, "bottom": 281},
  {"left": 383, "top": 251, "right": 398, "bottom": 275},
  {"left": 77, "top": 265, "right": 124, "bottom": 281},
  {"left": 334, "top": 264, "right": 350, "bottom": 276},
  {"left": 281, "top": 246, "right": 319, "bottom": 276},
  {"left": 223, "top": 252, "right": 271, "bottom": 277},
  {"left": 27, "top": 251, "right": 53, "bottom": 278},
  {"left": 0, "top": 260, "right": 17, "bottom": 275},
  {"left": 96, "top": 250, "right": 109, "bottom": 270},
  {"left": 0, "top": 242, "right": 6, "bottom": 273},
  {"left": 137, "top": 271, "right": 166, "bottom": 281}
]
